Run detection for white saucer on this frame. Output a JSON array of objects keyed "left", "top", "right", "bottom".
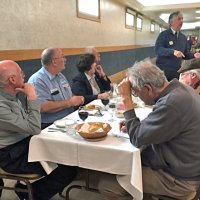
[{"left": 54, "top": 119, "right": 75, "bottom": 128}]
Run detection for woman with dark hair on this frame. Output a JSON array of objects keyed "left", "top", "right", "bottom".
[{"left": 71, "top": 54, "right": 111, "bottom": 105}]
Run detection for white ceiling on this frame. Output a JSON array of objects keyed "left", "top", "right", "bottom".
[{"left": 115, "top": 0, "right": 200, "bottom": 30}]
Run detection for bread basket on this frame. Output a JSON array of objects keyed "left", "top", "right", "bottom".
[{"left": 76, "top": 122, "right": 111, "bottom": 139}]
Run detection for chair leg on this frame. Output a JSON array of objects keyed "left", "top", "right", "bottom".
[{"left": 0, "top": 178, "right": 4, "bottom": 197}]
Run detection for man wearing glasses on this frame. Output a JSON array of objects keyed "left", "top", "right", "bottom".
[
  {"left": 0, "top": 60, "right": 77, "bottom": 200},
  {"left": 28, "top": 48, "right": 85, "bottom": 129},
  {"left": 98, "top": 58, "right": 200, "bottom": 200},
  {"left": 178, "top": 58, "right": 200, "bottom": 95}
]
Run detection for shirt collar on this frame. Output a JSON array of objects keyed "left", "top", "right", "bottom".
[
  {"left": 0, "top": 88, "right": 18, "bottom": 101},
  {"left": 170, "top": 28, "right": 178, "bottom": 35},
  {"left": 84, "top": 72, "right": 95, "bottom": 81},
  {"left": 154, "top": 79, "right": 180, "bottom": 103},
  {"left": 42, "top": 66, "right": 60, "bottom": 81}
]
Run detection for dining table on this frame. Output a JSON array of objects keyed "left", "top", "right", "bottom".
[{"left": 28, "top": 99, "right": 152, "bottom": 200}]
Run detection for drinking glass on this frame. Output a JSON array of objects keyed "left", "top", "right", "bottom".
[
  {"left": 101, "top": 99, "right": 109, "bottom": 111},
  {"left": 65, "top": 119, "right": 76, "bottom": 135},
  {"left": 108, "top": 102, "right": 116, "bottom": 122},
  {"left": 78, "top": 106, "right": 89, "bottom": 121}
]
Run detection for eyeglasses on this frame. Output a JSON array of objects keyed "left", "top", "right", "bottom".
[
  {"left": 131, "top": 88, "right": 139, "bottom": 97},
  {"left": 20, "top": 70, "right": 25, "bottom": 78},
  {"left": 52, "top": 55, "right": 65, "bottom": 60}
]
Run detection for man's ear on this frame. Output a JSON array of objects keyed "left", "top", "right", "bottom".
[
  {"left": 8, "top": 76, "right": 16, "bottom": 85},
  {"left": 191, "top": 73, "right": 197, "bottom": 79},
  {"left": 144, "top": 84, "right": 152, "bottom": 93}
]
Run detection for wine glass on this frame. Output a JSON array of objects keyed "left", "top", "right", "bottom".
[
  {"left": 108, "top": 102, "right": 116, "bottom": 122},
  {"left": 78, "top": 106, "right": 89, "bottom": 121},
  {"left": 101, "top": 99, "right": 109, "bottom": 111}
]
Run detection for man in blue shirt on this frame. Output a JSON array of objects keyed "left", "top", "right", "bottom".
[
  {"left": 155, "top": 11, "right": 200, "bottom": 81},
  {"left": 28, "top": 48, "right": 84, "bottom": 129}
]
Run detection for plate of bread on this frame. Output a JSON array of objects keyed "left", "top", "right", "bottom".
[
  {"left": 84, "top": 104, "right": 101, "bottom": 111},
  {"left": 76, "top": 122, "right": 111, "bottom": 140},
  {"left": 115, "top": 110, "right": 125, "bottom": 118}
]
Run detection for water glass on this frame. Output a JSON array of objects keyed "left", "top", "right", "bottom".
[{"left": 65, "top": 119, "right": 76, "bottom": 135}]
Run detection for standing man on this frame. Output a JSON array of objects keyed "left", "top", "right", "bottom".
[
  {"left": 0, "top": 60, "right": 77, "bottom": 200},
  {"left": 98, "top": 59, "right": 200, "bottom": 200},
  {"left": 28, "top": 48, "right": 84, "bottom": 129},
  {"left": 155, "top": 11, "right": 200, "bottom": 81}
]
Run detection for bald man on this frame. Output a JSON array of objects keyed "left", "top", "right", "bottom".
[
  {"left": 28, "top": 48, "right": 84, "bottom": 129},
  {"left": 0, "top": 60, "right": 76, "bottom": 200}
]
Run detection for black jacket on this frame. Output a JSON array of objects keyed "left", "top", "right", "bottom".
[{"left": 71, "top": 72, "right": 111, "bottom": 105}]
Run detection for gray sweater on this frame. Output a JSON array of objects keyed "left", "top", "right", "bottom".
[
  {"left": 124, "top": 79, "right": 200, "bottom": 180},
  {"left": 0, "top": 89, "right": 41, "bottom": 149}
]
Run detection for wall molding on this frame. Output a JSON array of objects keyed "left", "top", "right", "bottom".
[{"left": 0, "top": 45, "right": 152, "bottom": 61}]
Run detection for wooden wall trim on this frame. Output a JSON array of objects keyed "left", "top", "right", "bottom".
[
  {"left": 0, "top": 45, "right": 153, "bottom": 61},
  {"left": 109, "top": 69, "right": 128, "bottom": 84}
]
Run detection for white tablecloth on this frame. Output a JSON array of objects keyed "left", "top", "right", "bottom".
[{"left": 28, "top": 99, "right": 152, "bottom": 200}]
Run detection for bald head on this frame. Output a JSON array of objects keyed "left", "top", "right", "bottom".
[
  {"left": 85, "top": 46, "right": 100, "bottom": 63},
  {"left": 0, "top": 60, "right": 20, "bottom": 86},
  {"left": 41, "top": 48, "right": 57, "bottom": 66}
]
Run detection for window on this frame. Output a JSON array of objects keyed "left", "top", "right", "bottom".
[
  {"left": 150, "top": 22, "right": 155, "bottom": 32},
  {"left": 125, "top": 8, "right": 135, "bottom": 29},
  {"left": 159, "top": 26, "right": 162, "bottom": 33},
  {"left": 77, "top": 0, "right": 100, "bottom": 22},
  {"left": 136, "top": 15, "right": 143, "bottom": 30}
]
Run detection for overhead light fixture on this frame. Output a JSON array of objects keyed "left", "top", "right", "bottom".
[
  {"left": 137, "top": 0, "right": 200, "bottom": 6},
  {"left": 159, "top": 13, "right": 170, "bottom": 23},
  {"left": 196, "top": 16, "right": 200, "bottom": 19},
  {"left": 196, "top": 10, "right": 200, "bottom": 13},
  {"left": 182, "top": 22, "right": 200, "bottom": 30}
]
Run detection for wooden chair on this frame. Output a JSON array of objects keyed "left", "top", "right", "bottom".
[
  {"left": 0, "top": 168, "right": 41, "bottom": 200},
  {"left": 109, "top": 69, "right": 128, "bottom": 84}
]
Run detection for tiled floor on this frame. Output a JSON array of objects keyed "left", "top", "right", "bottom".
[{"left": 1, "top": 179, "right": 105, "bottom": 200}]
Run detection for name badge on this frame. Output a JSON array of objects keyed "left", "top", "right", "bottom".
[
  {"left": 62, "top": 83, "right": 69, "bottom": 89},
  {"left": 50, "top": 88, "right": 59, "bottom": 95},
  {"left": 169, "top": 41, "right": 173, "bottom": 45}
]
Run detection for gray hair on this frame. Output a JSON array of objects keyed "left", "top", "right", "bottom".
[
  {"left": 85, "top": 46, "right": 94, "bottom": 54},
  {"left": 168, "top": 11, "right": 181, "bottom": 25},
  {"left": 128, "top": 58, "right": 167, "bottom": 90},
  {"left": 0, "top": 74, "right": 8, "bottom": 87},
  {"left": 189, "top": 69, "right": 200, "bottom": 79},
  {"left": 41, "top": 48, "right": 56, "bottom": 66},
  {"left": 0, "top": 69, "right": 16, "bottom": 87}
]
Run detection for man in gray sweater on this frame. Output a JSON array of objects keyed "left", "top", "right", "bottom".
[{"left": 98, "top": 59, "right": 200, "bottom": 200}]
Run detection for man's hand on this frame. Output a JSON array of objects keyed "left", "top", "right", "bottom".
[
  {"left": 15, "top": 83, "right": 37, "bottom": 100},
  {"left": 119, "top": 120, "right": 127, "bottom": 133},
  {"left": 118, "top": 78, "right": 134, "bottom": 111},
  {"left": 174, "top": 50, "right": 185, "bottom": 58},
  {"left": 69, "top": 96, "right": 85, "bottom": 106},
  {"left": 118, "top": 78, "right": 132, "bottom": 99},
  {"left": 194, "top": 52, "right": 200, "bottom": 58}
]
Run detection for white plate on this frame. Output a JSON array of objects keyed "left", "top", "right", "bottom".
[{"left": 54, "top": 119, "right": 75, "bottom": 128}]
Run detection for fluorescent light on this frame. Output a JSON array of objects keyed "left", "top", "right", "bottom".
[
  {"left": 137, "top": 0, "right": 200, "bottom": 6},
  {"left": 182, "top": 22, "right": 200, "bottom": 30},
  {"left": 159, "top": 13, "right": 170, "bottom": 23},
  {"left": 196, "top": 10, "right": 200, "bottom": 13},
  {"left": 196, "top": 16, "right": 200, "bottom": 19}
]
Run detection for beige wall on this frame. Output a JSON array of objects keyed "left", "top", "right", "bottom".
[{"left": 0, "top": 0, "right": 159, "bottom": 50}]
